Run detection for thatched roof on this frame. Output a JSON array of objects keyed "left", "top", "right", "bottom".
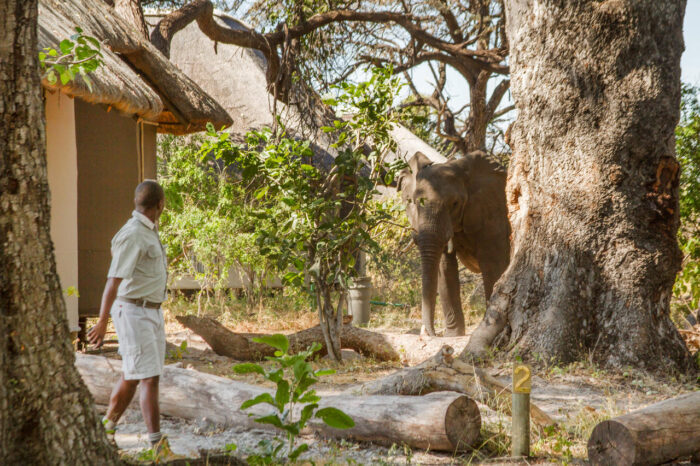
[
  {"left": 39, "top": 0, "right": 232, "bottom": 134},
  {"left": 147, "top": 12, "right": 337, "bottom": 167}
]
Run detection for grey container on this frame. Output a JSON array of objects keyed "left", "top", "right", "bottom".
[{"left": 347, "top": 276, "right": 372, "bottom": 325}]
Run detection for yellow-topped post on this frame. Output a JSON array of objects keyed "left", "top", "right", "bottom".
[{"left": 512, "top": 363, "right": 531, "bottom": 457}]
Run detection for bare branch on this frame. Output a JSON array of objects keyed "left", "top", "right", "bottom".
[
  {"left": 485, "top": 79, "right": 510, "bottom": 120},
  {"left": 492, "top": 104, "right": 515, "bottom": 119}
]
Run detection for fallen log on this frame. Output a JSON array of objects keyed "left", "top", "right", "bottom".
[
  {"left": 587, "top": 391, "right": 700, "bottom": 466},
  {"left": 351, "top": 346, "right": 556, "bottom": 429},
  {"left": 175, "top": 314, "right": 469, "bottom": 365},
  {"left": 76, "top": 353, "right": 481, "bottom": 451}
]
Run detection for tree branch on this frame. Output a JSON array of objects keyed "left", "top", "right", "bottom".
[
  {"left": 151, "top": 0, "right": 271, "bottom": 57},
  {"left": 485, "top": 79, "right": 510, "bottom": 121}
]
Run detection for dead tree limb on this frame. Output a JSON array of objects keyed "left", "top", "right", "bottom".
[{"left": 175, "top": 314, "right": 469, "bottom": 365}]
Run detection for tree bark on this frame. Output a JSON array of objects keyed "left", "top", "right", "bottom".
[
  {"left": 587, "top": 391, "right": 700, "bottom": 465},
  {"left": 0, "top": 2, "right": 118, "bottom": 463},
  {"left": 175, "top": 315, "right": 469, "bottom": 365},
  {"left": 114, "top": 0, "right": 149, "bottom": 40},
  {"left": 465, "top": 0, "right": 694, "bottom": 372},
  {"left": 77, "top": 354, "right": 482, "bottom": 451}
]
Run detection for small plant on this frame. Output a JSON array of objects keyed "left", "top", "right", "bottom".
[
  {"left": 136, "top": 448, "right": 156, "bottom": 462},
  {"left": 168, "top": 340, "right": 189, "bottom": 361},
  {"left": 233, "top": 334, "right": 354, "bottom": 464}
]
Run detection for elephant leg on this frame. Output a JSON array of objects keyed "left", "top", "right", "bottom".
[{"left": 438, "top": 251, "right": 465, "bottom": 336}]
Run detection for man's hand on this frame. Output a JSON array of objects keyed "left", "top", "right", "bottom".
[
  {"left": 91, "top": 277, "right": 122, "bottom": 349},
  {"left": 87, "top": 319, "right": 108, "bottom": 348}
]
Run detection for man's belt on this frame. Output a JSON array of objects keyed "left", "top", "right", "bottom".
[{"left": 117, "top": 297, "right": 162, "bottom": 309}]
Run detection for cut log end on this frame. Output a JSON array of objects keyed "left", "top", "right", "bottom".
[
  {"left": 587, "top": 420, "right": 636, "bottom": 466},
  {"left": 445, "top": 396, "right": 482, "bottom": 449},
  {"left": 587, "top": 392, "right": 700, "bottom": 466}
]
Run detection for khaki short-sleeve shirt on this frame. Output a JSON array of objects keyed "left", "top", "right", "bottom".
[{"left": 108, "top": 210, "right": 167, "bottom": 303}]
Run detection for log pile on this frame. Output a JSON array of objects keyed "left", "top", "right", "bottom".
[
  {"left": 76, "top": 353, "right": 481, "bottom": 451},
  {"left": 587, "top": 391, "right": 700, "bottom": 465},
  {"left": 175, "top": 316, "right": 555, "bottom": 428}
]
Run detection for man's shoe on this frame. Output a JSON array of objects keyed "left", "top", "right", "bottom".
[{"left": 102, "top": 419, "right": 116, "bottom": 445}]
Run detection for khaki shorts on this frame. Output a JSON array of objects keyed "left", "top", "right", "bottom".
[{"left": 111, "top": 299, "right": 166, "bottom": 380}]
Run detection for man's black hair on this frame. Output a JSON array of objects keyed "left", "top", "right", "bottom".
[{"left": 134, "top": 179, "right": 164, "bottom": 209}]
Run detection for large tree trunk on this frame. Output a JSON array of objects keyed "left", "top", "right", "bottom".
[
  {"left": 465, "top": 0, "right": 694, "bottom": 372},
  {"left": 77, "top": 354, "right": 482, "bottom": 451},
  {"left": 0, "top": 2, "right": 118, "bottom": 463}
]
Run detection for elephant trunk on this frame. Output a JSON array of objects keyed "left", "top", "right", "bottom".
[{"left": 416, "top": 229, "right": 449, "bottom": 336}]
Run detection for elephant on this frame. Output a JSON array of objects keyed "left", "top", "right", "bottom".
[{"left": 397, "top": 151, "right": 510, "bottom": 336}]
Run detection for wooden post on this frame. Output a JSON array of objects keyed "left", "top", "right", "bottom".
[{"left": 512, "top": 363, "right": 531, "bottom": 457}]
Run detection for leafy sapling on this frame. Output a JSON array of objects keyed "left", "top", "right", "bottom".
[
  {"left": 39, "top": 27, "right": 104, "bottom": 91},
  {"left": 233, "top": 334, "right": 354, "bottom": 463}
]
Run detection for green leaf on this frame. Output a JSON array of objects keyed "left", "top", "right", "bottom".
[
  {"left": 281, "top": 423, "right": 300, "bottom": 436},
  {"left": 252, "top": 334, "right": 289, "bottom": 354},
  {"left": 315, "top": 407, "right": 354, "bottom": 429},
  {"left": 59, "top": 39, "right": 74, "bottom": 55},
  {"left": 274, "top": 379, "right": 290, "bottom": 407},
  {"left": 255, "top": 186, "right": 269, "bottom": 199},
  {"left": 254, "top": 414, "right": 284, "bottom": 429},
  {"left": 46, "top": 70, "right": 57, "bottom": 85},
  {"left": 292, "top": 359, "right": 312, "bottom": 381},
  {"left": 289, "top": 443, "right": 309, "bottom": 461},
  {"left": 300, "top": 404, "right": 318, "bottom": 426},
  {"left": 81, "top": 73, "right": 93, "bottom": 92},
  {"left": 233, "top": 363, "right": 266, "bottom": 376},
  {"left": 59, "top": 68, "right": 73, "bottom": 85},
  {"left": 240, "top": 392, "right": 276, "bottom": 410},
  {"left": 224, "top": 443, "right": 237, "bottom": 452},
  {"left": 298, "top": 391, "right": 321, "bottom": 404},
  {"left": 314, "top": 368, "right": 335, "bottom": 377}
]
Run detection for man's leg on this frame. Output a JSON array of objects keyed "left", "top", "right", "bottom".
[
  {"left": 139, "top": 375, "right": 160, "bottom": 436},
  {"left": 105, "top": 375, "right": 139, "bottom": 423}
]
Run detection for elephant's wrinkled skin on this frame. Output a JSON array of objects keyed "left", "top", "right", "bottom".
[{"left": 397, "top": 151, "right": 510, "bottom": 336}]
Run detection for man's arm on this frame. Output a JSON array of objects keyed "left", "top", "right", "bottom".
[{"left": 87, "top": 277, "right": 123, "bottom": 348}]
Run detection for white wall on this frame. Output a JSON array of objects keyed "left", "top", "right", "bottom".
[{"left": 45, "top": 91, "right": 80, "bottom": 332}]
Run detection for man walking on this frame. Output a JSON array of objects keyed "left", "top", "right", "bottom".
[{"left": 87, "top": 180, "right": 173, "bottom": 456}]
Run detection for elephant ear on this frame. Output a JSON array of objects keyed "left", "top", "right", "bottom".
[
  {"left": 460, "top": 151, "right": 507, "bottom": 235},
  {"left": 396, "top": 168, "right": 410, "bottom": 192},
  {"left": 407, "top": 151, "right": 433, "bottom": 175}
]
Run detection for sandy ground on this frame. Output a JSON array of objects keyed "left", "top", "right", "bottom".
[{"left": 104, "top": 327, "right": 697, "bottom": 465}]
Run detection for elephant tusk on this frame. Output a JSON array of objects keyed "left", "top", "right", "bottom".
[{"left": 447, "top": 238, "right": 454, "bottom": 254}]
